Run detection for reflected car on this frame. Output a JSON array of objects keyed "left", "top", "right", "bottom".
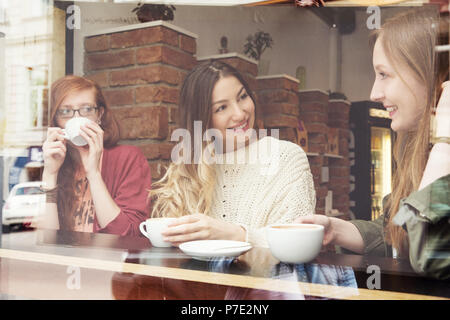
[{"left": 2, "top": 181, "right": 45, "bottom": 233}]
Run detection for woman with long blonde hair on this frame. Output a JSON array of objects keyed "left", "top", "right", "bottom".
[
  {"left": 297, "top": 8, "right": 450, "bottom": 279},
  {"left": 150, "top": 61, "right": 316, "bottom": 247},
  {"left": 40, "top": 75, "right": 152, "bottom": 235}
]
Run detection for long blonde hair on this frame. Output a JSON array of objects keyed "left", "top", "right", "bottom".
[
  {"left": 371, "top": 8, "right": 448, "bottom": 256},
  {"left": 149, "top": 61, "right": 258, "bottom": 218}
]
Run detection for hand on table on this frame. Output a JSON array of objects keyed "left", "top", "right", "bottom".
[{"left": 161, "top": 213, "right": 246, "bottom": 246}]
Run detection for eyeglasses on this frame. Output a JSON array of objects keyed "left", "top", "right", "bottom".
[{"left": 56, "top": 105, "right": 99, "bottom": 119}]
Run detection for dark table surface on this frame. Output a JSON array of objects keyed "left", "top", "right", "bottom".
[{"left": 0, "top": 229, "right": 448, "bottom": 300}]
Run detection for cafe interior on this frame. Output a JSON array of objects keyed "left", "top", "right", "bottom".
[{"left": 0, "top": 0, "right": 449, "bottom": 301}]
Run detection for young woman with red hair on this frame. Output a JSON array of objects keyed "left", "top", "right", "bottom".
[{"left": 40, "top": 75, "right": 152, "bottom": 236}]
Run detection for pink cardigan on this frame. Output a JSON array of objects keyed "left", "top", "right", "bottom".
[{"left": 92, "top": 145, "right": 152, "bottom": 236}]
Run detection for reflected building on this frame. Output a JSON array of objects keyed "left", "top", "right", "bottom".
[{"left": 0, "top": 0, "right": 65, "bottom": 201}]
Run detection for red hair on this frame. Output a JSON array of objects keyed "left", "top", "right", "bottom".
[{"left": 50, "top": 75, "right": 120, "bottom": 230}]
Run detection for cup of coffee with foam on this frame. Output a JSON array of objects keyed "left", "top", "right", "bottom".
[{"left": 266, "top": 223, "right": 324, "bottom": 264}]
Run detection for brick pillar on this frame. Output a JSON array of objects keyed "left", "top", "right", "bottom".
[
  {"left": 328, "top": 99, "right": 351, "bottom": 219},
  {"left": 83, "top": 22, "right": 197, "bottom": 180},
  {"left": 298, "top": 90, "right": 329, "bottom": 216},
  {"left": 255, "top": 75, "right": 300, "bottom": 143}
]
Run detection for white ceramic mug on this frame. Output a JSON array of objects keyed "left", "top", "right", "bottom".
[
  {"left": 62, "top": 117, "right": 92, "bottom": 146},
  {"left": 139, "top": 218, "right": 176, "bottom": 247},
  {"left": 266, "top": 223, "right": 324, "bottom": 264}
]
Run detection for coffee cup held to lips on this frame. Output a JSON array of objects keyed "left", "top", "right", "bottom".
[
  {"left": 266, "top": 223, "right": 324, "bottom": 264},
  {"left": 139, "top": 218, "right": 176, "bottom": 247},
  {"left": 62, "top": 117, "right": 92, "bottom": 146}
]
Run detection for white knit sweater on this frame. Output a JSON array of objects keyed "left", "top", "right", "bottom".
[{"left": 211, "top": 136, "right": 316, "bottom": 247}]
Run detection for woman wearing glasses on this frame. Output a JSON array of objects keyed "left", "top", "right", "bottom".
[{"left": 40, "top": 75, "right": 152, "bottom": 236}]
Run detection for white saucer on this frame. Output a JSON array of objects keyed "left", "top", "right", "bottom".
[{"left": 179, "top": 240, "right": 252, "bottom": 261}]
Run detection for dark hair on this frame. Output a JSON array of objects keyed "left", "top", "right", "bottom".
[
  {"left": 178, "top": 60, "right": 258, "bottom": 136},
  {"left": 149, "top": 61, "right": 258, "bottom": 218}
]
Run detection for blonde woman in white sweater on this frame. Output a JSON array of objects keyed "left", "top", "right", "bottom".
[{"left": 149, "top": 61, "right": 315, "bottom": 247}]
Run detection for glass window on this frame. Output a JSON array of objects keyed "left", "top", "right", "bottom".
[
  {"left": 0, "top": 0, "right": 6, "bottom": 24},
  {"left": 30, "top": 0, "right": 49, "bottom": 18},
  {"left": 26, "top": 65, "right": 48, "bottom": 128}
]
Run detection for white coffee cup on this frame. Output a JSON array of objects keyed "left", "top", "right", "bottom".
[
  {"left": 62, "top": 117, "right": 92, "bottom": 146},
  {"left": 266, "top": 223, "right": 324, "bottom": 264},
  {"left": 139, "top": 218, "right": 176, "bottom": 247}
]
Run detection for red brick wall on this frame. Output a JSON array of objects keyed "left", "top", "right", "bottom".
[
  {"left": 84, "top": 24, "right": 196, "bottom": 181},
  {"left": 255, "top": 76, "right": 300, "bottom": 143},
  {"left": 298, "top": 91, "right": 351, "bottom": 219},
  {"left": 328, "top": 100, "right": 351, "bottom": 218},
  {"left": 298, "top": 90, "right": 328, "bottom": 216}
]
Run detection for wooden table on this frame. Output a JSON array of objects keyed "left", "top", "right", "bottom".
[{"left": 0, "top": 229, "right": 448, "bottom": 300}]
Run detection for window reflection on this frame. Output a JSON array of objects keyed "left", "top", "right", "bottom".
[{"left": 0, "top": 1, "right": 448, "bottom": 301}]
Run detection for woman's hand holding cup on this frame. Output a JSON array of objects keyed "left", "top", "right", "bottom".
[
  {"left": 42, "top": 127, "right": 67, "bottom": 179},
  {"left": 78, "top": 121, "right": 104, "bottom": 179},
  {"left": 294, "top": 215, "right": 335, "bottom": 247}
]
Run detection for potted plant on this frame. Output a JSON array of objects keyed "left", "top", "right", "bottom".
[
  {"left": 243, "top": 30, "right": 274, "bottom": 61},
  {"left": 132, "top": 3, "right": 176, "bottom": 23},
  {"left": 219, "top": 36, "right": 229, "bottom": 54},
  {"left": 243, "top": 30, "right": 274, "bottom": 75}
]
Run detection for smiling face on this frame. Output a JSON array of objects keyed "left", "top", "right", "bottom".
[
  {"left": 210, "top": 75, "right": 255, "bottom": 152},
  {"left": 370, "top": 37, "right": 428, "bottom": 133}
]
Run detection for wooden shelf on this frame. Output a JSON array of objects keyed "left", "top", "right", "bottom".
[
  {"left": 324, "top": 153, "right": 343, "bottom": 159},
  {"left": 305, "top": 153, "right": 345, "bottom": 159},
  {"left": 306, "top": 152, "right": 319, "bottom": 157}
]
